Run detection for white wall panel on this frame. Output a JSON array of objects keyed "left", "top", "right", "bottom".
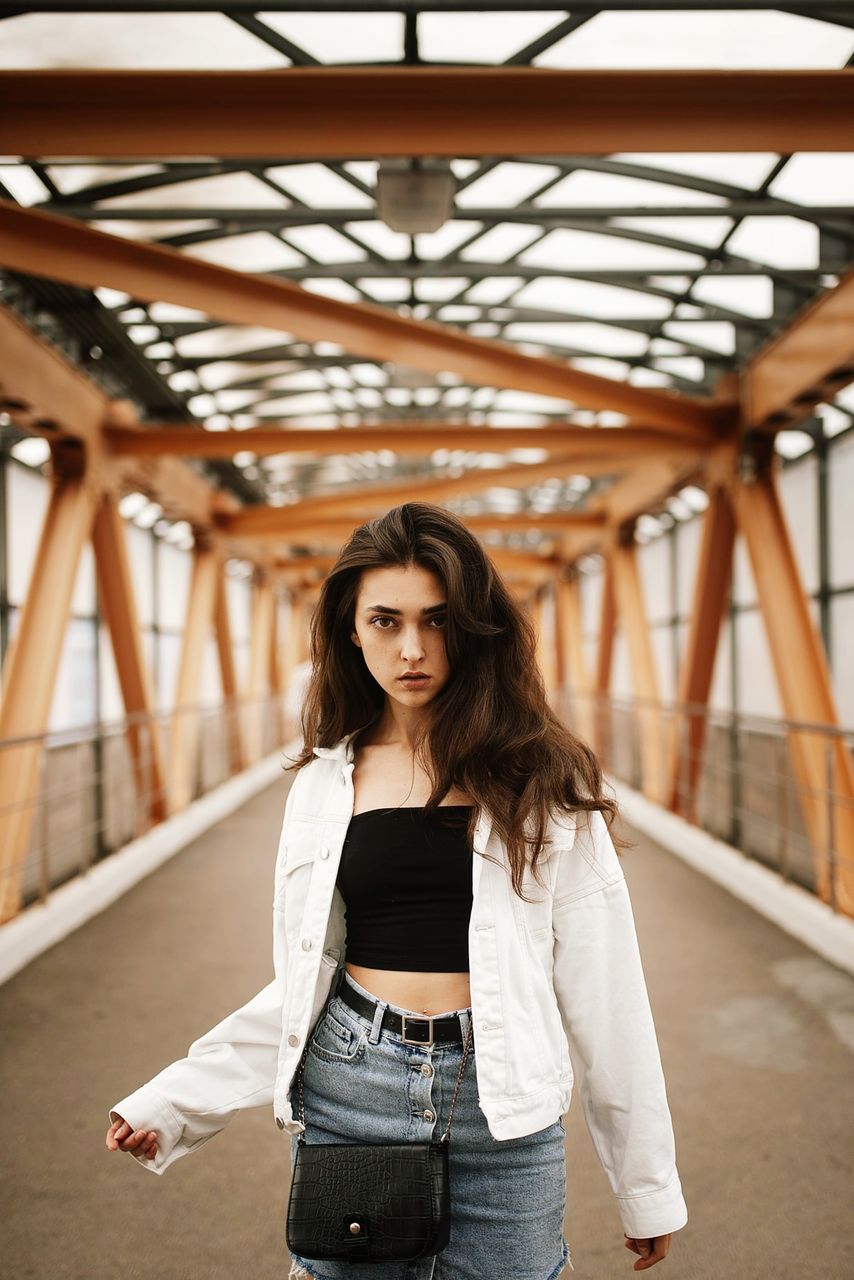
[
  {"left": 225, "top": 574, "right": 251, "bottom": 643},
  {"left": 637, "top": 535, "right": 671, "bottom": 624},
  {"left": 46, "top": 617, "right": 98, "bottom": 732},
  {"left": 7, "top": 462, "right": 49, "bottom": 607},
  {"left": 157, "top": 632, "right": 182, "bottom": 712},
  {"left": 156, "top": 541, "right": 191, "bottom": 632},
  {"left": 125, "top": 523, "right": 155, "bottom": 627},
  {"left": 734, "top": 608, "right": 781, "bottom": 718},
  {"left": 233, "top": 639, "right": 250, "bottom": 691},
  {"left": 579, "top": 565, "right": 603, "bottom": 641},
  {"left": 71, "top": 541, "right": 96, "bottom": 616},
  {"left": 611, "top": 630, "right": 633, "bottom": 699},
  {"left": 829, "top": 592, "right": 854, "bottom": 730},
  {"left": 651, "top": 624, "right": 674, "bottom": 701},
  {"left": 200, "top": 634, "right": 223, "bottom": 704},
  {"left": 709, "top": 615, "right": 733, "bottom": 714},
  {"left": 98, "top": 621, "right": 123, "bottom": 722},
  {"left": 828, "top": 430, "right": 854, "bottom": 589},
  {"left": 779, "top": 455, "right": 818, "bottom": 595},
  {"left": 7, "top": 463, "right": 96, "bottom": 615},
  {"left": 674, "top": 514, "right": 703, "bottom": 618}
]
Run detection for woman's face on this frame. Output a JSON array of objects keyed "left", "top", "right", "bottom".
[{"left": 350, "top": 563, "right": 450, "bottom": 708}]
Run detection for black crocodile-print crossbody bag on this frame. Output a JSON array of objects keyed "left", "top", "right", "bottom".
[{"left": 286, "top": 1016, "right": 474, "bottom": 1263}]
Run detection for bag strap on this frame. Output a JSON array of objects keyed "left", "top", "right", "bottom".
[{"left": 294, "top": 1009, "right": 475, "bottom": 1146}]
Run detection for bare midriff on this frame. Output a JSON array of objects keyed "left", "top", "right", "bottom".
[{"left": 345, "top": 963, "right": 472, "bottom": 1016}]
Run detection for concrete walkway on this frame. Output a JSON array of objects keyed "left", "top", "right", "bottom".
[{"left": 1, "top": 776, "right": 853, "bottom": 1279}]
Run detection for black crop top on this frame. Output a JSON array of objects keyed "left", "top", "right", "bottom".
[{"left": 336, "top": 805, "right": 475, "bottom": 972}]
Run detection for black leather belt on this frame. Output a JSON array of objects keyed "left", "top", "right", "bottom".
[{"left": 334, "top": 969, "right": 467, "bottom": 1046}]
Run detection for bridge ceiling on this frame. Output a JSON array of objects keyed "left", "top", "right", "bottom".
[{"left": 1, "top": 2, "right": 853, "bottom": 550}]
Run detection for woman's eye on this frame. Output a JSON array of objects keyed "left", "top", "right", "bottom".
[{"left": 368, "top": 616, "right": 446, "bottom": 629}]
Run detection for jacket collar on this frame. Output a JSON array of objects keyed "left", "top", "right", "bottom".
[{"left": 311, "top": 730, "right": 358, "bottom": 764}]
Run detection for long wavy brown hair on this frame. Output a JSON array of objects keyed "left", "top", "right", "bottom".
[{"left": 286, "top": 501, "right": 630, "bottom": 901}]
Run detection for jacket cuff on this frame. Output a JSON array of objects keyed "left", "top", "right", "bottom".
[
  {"left": 616, "top": 1174, "right": 689, "bottom": 1240},
  {"left": 108, "top": 1085, "right": 184, "bottom": 1176}
]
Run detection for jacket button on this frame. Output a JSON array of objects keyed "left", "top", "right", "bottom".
[
  {"left": 276, "top": 1117, "right": 285, "bottom": 1130},
  {"left": 301, "top": 938, "right": 312, "bottom": 950},
  {"left": 320, "top": 847, "right": 330, "bottom": 860},
  {"left": 288, "top": 1033, "right": 300, "bottom": 1046}
]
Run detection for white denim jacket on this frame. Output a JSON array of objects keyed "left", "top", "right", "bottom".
[{"left": 110, "top": 731, "right": 688, "bottom": 1240}]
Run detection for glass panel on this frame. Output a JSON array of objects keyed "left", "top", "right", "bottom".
[
  {"left": 519, "top": 227, "right": 706, "bottom": 272},
  {"left": 535, "top": 10, "right": 854, "bottom": 69},
  {"left": 513, "top": 277, "right": 673, "bottom": 319},
  {"left": 285, "top": 225, "right": 367, "bottom": 263},
  {"left": 535, "top": 169, "right": 728, "bottom": 208},
  {"left": 0, "top": 12, "right": 288, "bottom": 69},
  {"left": 182, "top": 232, "right": 305, "bottom": 272},
  {"left": 769, "top": 154, "right": 854, "bottom": 206},
  {"left": 419, "top": 11, "right": 560, "bottom": 64},
  {"left": 258, "top": 11, "right": 403, "bottom": 64}
]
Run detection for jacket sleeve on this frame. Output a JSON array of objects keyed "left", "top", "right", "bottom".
[
  {"left": 550, "top": 808, "right": 688, "bottom": 1240},
  {"left": 107, "top": 777, "right": 296, "bottom": 1176}
]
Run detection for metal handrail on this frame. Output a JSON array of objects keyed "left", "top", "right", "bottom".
[{"left": 0, "top": 693, "right": 297, "bottom": 917}]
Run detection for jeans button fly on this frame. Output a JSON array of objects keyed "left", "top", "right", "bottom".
[{"left": 420, "top": 1064, "right": 433, "bottom": 1077}]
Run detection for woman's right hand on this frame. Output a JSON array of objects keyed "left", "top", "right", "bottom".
[{"left": 106, "top": 1115, "right": 159, "bottom": 1161}]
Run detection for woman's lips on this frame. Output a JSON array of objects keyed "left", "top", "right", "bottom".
[{"left": 399, "top": 675, "right": 431, "bottom": 683}]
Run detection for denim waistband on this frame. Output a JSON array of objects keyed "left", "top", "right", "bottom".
[{"left": 333, "top": 967, "right": 474, "bottom": 1047}]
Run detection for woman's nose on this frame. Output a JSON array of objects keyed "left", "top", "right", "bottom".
[{"left": 400, "top": 628, "right": 426, "bottom": 659}]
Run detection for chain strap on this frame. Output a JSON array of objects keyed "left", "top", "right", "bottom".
[
  {"left": 294, "top": 1011, "right": 475, "bottom": 1146},
  {"left": 439, "top": 1017, "right": 474, "bottom": 1144}
]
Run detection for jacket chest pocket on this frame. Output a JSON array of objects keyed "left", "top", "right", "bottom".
[{"left": 273, "top": 822, "right": 322, "bottom": 914}]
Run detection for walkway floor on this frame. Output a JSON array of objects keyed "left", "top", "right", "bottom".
[{"left": 1, "top": 775, "right": 853, "bottom": 1279}]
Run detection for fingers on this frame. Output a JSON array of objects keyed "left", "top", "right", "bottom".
[
  {"left": 624, "top": 1235, "right": 670, "bottom": 1269},
  {"left": 106, "top": 1119, "right": 159, "bottom": 1159}
]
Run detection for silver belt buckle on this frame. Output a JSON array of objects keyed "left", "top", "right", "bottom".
[{"left": 401, "top": 1013, "right": 435, "bottom": 1047}]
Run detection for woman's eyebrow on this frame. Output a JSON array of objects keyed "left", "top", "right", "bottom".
[{"left": 364, "top": 603, "right": 447, "bottom": 614}]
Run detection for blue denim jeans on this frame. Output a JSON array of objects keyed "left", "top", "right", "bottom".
[{"left": 287, "top": 968, "right": 572, "bottom": 1280}]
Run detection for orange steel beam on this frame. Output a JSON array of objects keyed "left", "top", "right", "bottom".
[
  {"left": 0, "top": 201, "right": 720, "bottom": 435},
  {"left": 224, "top": 510, "right": 609, "bottom": 550},
  {"left": 104, "top": 423, "right": 714, "bottom": 457},
  {"left": 742, "top": 261, "right": 854, "bottom": 430},
  {"left": 593, "top": 551, "right": 617, "bottom": 763},
  {"left": 212, "top": 568, "right": 244, "bottom": 776},
  {"left": 0, "top": 305, "right": 104, "bottom": 452},
  {"left": 665, "top": 481, "right": 736, "bottom": 819},
  {"left": 0, "top": 472, "right": 99, "bottom": 923},
  {"left": 2, "top": 68, "right": 852, "bottom": 155},
  {"left": 0, "top": 303, "right": 237, "bottom": 530},
  {"left": 217, "top": 446, "right": 702, "bottom": 538},
  {"left": 269, "top": 591, "right": 285, "bottom": 746},
  {"left": 91, "top": 493, "right": 168, "bottom": 828},
  {"left": 724, "top": 466, "right": 854, "bottom": 917}
]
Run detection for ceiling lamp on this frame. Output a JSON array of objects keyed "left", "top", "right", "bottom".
[{"left": 377, "top": 160, "right": 455, "bottom": 234}]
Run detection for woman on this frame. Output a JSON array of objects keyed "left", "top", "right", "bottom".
[{"left": 107, "top": 502, "right": 687, "bottom": 1278}]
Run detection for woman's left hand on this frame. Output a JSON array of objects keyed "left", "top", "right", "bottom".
[{"left": 624, "top": 1233, "right": 672, "bottom": 1269}]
